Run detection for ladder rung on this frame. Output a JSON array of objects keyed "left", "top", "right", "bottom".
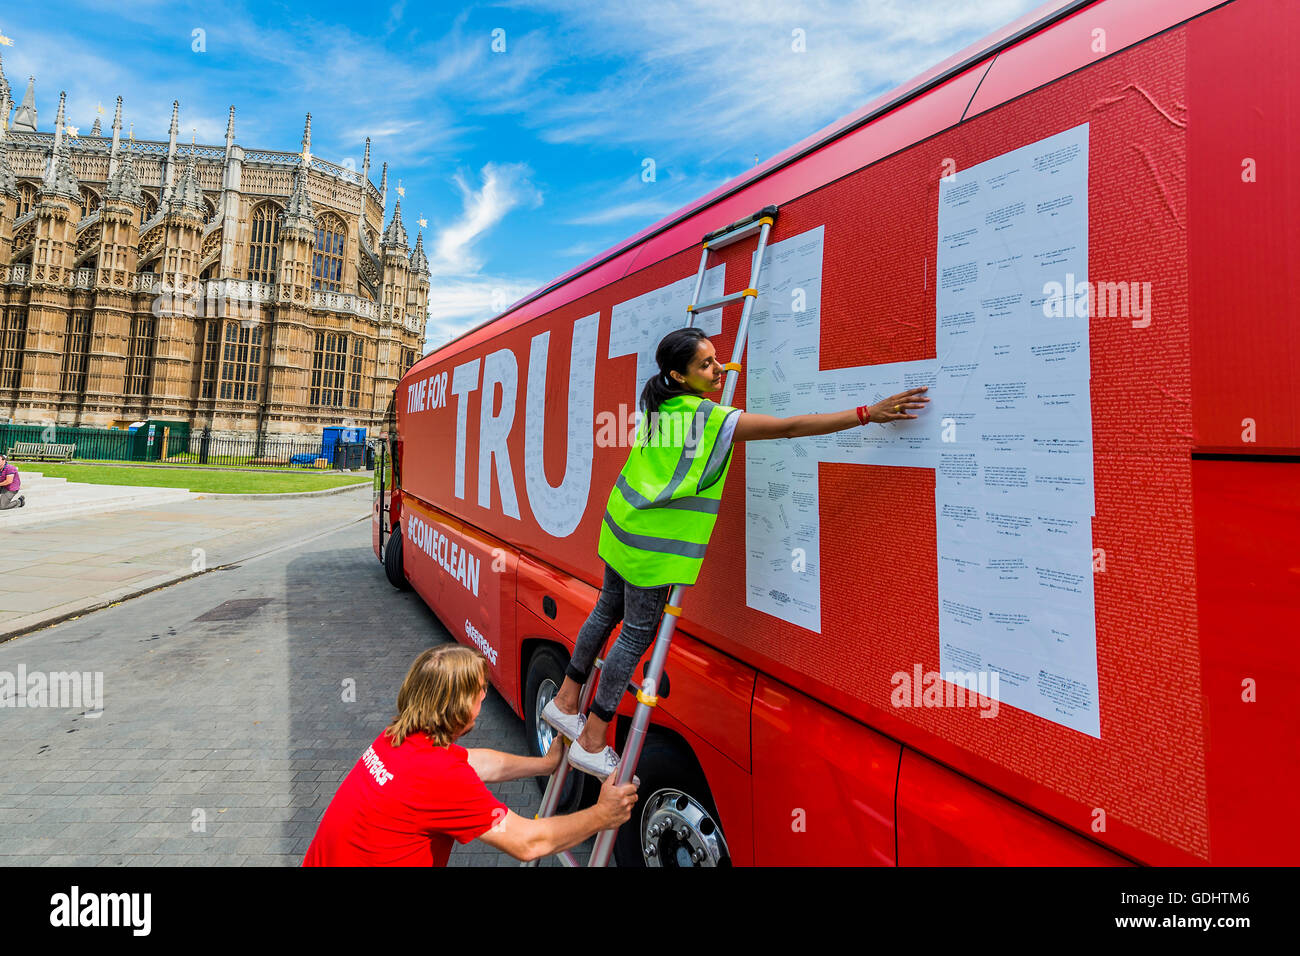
[
  {"left": 702, "top": 205, "right": 778, "bottom": 249},
  {"left": 688, "top": 289, "right": 754, "bottom": 314}
]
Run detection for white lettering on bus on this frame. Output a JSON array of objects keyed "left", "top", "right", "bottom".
[
  {"left": 464, "top": 619, "right": 498, "bottom": 665},
  {"left": 524, "top": 313, "right": 598, "bottom": 537},
  {"left": 406, "top": 514, "right": 481, "bottom": 597},
  {"left": 451, "top": 357, "right": 481, "bottom": 501},
  {"left": 479, "top": 348, "right": 521, "bottom": 519},
  {"left": 405, "top": 370, "right": 449, "bottom": 414}
]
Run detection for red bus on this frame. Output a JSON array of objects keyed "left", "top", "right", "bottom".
[{"left": 373, "top": 0, "right": 1299, "bottom": 865}]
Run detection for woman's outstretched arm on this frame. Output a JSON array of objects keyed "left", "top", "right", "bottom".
[{"left": 733, "top": 386, "right": 930, "bottom": 443}]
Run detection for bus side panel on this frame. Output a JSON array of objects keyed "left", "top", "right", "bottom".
[
  {"left": 400, "top": 498, "right": 520, "bottom": 707},
  {"left": 616, "top": 693, "right": 756, "bottom": 868},
  {"left": 1192, "top": 460, "right": 1300, "bottom": 864},
  {"left": 752, "top": 676, "right": 900, "bottom": 865},
  {"left": 896, "top": 749, "right": 1129, "bottom": 866},
  {"left": 1187, "top": 0, "right": 1300, "bottom": 455}
]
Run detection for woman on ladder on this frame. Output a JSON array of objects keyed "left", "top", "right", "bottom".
[{"left": 544, "top": 326, "right": 930, "bottom": 779}]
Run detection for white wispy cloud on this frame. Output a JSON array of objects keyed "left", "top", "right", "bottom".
[
  {"left": 490, "top": 0, "right": 1042, "bottom": 158},
  {"left": 420, "top": 161, "right": 546, "bottom": 351},
  {"left": 564, "top": 197, "right": 686, "bottom": 227},
  {"left": 430, "top": 161, "right": 543, "bottom": 275}
]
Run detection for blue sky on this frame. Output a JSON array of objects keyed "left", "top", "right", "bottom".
[{"left": 1, "top": 0, "right": 1044, "bottom": 351}]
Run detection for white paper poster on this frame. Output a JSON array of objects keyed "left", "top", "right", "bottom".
[
  {"left": 934, "top": 122, "right": 1099, "bottom": 737},
  {"left": 740, "top": 123, "right": 1099, "bottom": 737}
]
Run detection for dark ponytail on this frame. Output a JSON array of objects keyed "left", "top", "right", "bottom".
[{"left": 637, "top": 327, "right": 708, "bottom": 449}]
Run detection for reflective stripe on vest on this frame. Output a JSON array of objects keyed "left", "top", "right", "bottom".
[{"left": 598, "top": 393, "right": 741, "bottom": 588}]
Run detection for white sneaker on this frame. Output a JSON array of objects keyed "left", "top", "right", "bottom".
[
  {"left": 541, "top": 699, "right": 585, "bottom": 742},
  {"left": 567, "top": 741, "right": 621, "bottom": 781}
]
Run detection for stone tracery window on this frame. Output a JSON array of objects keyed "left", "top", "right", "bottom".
[
  {"left": 219, "top": 322, "right": 263, "bottom": 402},
  {"left": 79, "top": 187, "right": 101, "bottom": 220},
  {"left": 139, "top": 194, "right": 158, "bottom": 227},
  {"left": 348, "top": 337, "right": 365, "bottom": 409},
  {"left": 312, "top": 214, "right": 346, "bottom": 292},
  {"left": 17, "top": 183, "right": 39, "bottom": 218},
  {"left": 0, "top": 306, "right": 27, "bottom": 389},
  {"left": 310, "top": 332, "right": 347, "bottom": 406},
  {"left": 246, "top": 203, "right": 281, "bottom": 284},
  {"left": 125, "top": 316, "right": 155, "bottom": 396},
  {"left": 60, "top": 311, "right": 92, "bottom": 394}
]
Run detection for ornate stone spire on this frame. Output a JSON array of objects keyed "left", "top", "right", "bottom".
[
  {"left": 163, "top": 99, "right": 179, "bottom": 201},
  {"left": 0, "top": 92, "right": 16, "bottom": 199},
  {"left": 91, "top": 116, "right": 101, "bottom": 136},
  {"left": 108, "top": 96, "right": 123, "bottom": 178},
  {"left": 382, "top": 197, "right": 408, "bottom": 252},
  {"left": 172, "top": 150, "right": 205, "bottom": 214},
  {"left": 42, "top": 90, "right": 80, "bottom": 201},
  {"left": 379, "top": 162, "right": 387, "bottom": 213},
  {"left": 224, "top": 105, "right": 235, "bottom": 156},
  {"left": 12, "top": 75, "right": 37, "bottom": 132},
  {"left": 0, "top": 50, "right": 9, "bottom": 104},
  {"left": 280, "top": 168, "right": 316, "bottom": 235},
  {"left": 361, "top": 136, "right": 370, "bottom": 185},
  {"left": 300, "top": 112, "right": 311, "bottom": 167},
  {"left": 409, "top": 230, "right": 428, "bottom": 273},
  {"left": 105, "top": 139, "right": 142, "bottom": 205}
]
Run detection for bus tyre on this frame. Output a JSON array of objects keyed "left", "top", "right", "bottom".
[
  {"left": 613, "top": 735, "right": 730, "bottom": 867},
  {"left": 523, "top": 646, "right": 590, "bottom": 816},
  {"left": 383, "top": 530, "right": 410, "bottom": 591}
]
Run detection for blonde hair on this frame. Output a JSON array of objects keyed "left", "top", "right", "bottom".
[{"left": 384, "top": 645, "right": 489, "bottom": 747}]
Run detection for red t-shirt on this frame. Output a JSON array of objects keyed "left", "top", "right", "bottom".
[{"left": 302, "top": 731, "right": 508, "bottom": 866}]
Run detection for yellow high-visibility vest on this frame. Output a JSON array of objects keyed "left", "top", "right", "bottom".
[{"left": 598, "top": 393, "right": 742, "bottom": 587}]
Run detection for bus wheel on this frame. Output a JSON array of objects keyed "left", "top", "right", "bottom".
[
  {"left": 383, "top": 530, "right": 410, "bottom": 591},
  {"left": 523, "top": 645, "right": 589, "bottom": 816},
  {"left": 614, "top": 735, "right": 730, "bottom": 867}
]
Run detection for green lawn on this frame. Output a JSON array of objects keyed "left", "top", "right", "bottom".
[{"left": 29, "top": 463, "right": 372, "bottom": 495}]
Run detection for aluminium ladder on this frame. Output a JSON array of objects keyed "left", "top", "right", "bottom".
[{"left": 526, "top": 205, "right": 779, "bottom": 868}]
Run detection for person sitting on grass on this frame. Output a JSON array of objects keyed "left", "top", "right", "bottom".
[
  {"left": 0, "top": 454, "right": 25, "bottom": 511},
  {"left": 303, "top": 643, "right": 638, "bottom": 866}
]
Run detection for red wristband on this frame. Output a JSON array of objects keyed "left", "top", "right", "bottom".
[{"left": 856, "top": 404, "right": 870, "bottom": 426}]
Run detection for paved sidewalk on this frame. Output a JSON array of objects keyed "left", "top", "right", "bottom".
[
  {"left": 0, "top": 471, "right": 197, "bottom": 529},
  {"left": 0, "top": 519, "right": 580, "bottom": 866},
  {"left": 0, "top": 487, "right": 372, "bottom": 640}
]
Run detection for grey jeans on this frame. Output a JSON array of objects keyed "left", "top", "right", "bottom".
[
  {"left": 0, "top": 489, "right": 20, "bottom": 510},
  {"left": 566, "top": 562, "right": 670, "bottom": 723}
]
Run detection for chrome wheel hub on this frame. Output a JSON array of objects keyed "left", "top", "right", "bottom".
[
  {"left": 641, "top": 789, "right": 728, "bottom": 867},
  {"left": 534, "top": 678, "right": 558, "bottom": 756}
]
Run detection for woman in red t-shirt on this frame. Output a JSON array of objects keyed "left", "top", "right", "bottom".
[{"left": 303, "top": 644, "right": 637, "bottom": 866}]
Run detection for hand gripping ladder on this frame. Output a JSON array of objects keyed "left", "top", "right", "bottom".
[{"left": 525, "top": 205, "right": 778, "bottom": 868}]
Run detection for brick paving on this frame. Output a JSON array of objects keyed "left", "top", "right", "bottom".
[{"left": 0, "top": 519, "right": 587, "bottom": 866}]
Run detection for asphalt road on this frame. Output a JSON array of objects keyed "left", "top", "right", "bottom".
[{"left": 0, "top": 519, "right": 579, "bottom": 867}]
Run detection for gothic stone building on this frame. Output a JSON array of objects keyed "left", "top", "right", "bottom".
[{"left": 0, "top": 66, "right": 428, "bottom": 441}]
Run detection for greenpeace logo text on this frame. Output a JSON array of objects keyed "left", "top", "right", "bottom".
[
  {"left": 464, "top": 619, "right": 498, "bottom": 666},
  {"left": 0, "top": 666, "right": 103, "bottom": 717},
  {"left": 891, "top": 665, "right": 1000, "bottom": 717},
  {"left": 361, "top": 745, "right": 393, "bottom": 786},
  {"left": 50, "top": 886, "right": 151, "bottom": 936}
]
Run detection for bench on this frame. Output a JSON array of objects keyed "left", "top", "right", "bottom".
[{"left": 3, "top": 442, "right": 76, "bottom": 461}]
